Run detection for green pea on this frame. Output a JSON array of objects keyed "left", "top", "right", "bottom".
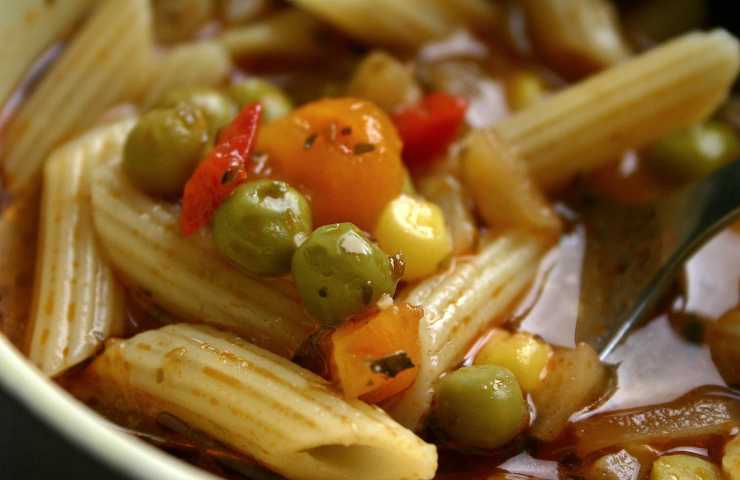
[
  {"left": 123, "top": 105, "right": 209, "bottom": 197},
  {"left": 227, "top": 79, "right": 293, "bottom": 122},
  {"left": 434, "top": 365, "right": 527, "bottom": 449},
  {"left": 646, "top": 121, "right": 740, "bottom": 182},
  {"left": 291, "top": 223, "right": 398, "bottom": 327},
  {"left": 156, "top": 86, "right": 238, "bottom": 135},
  {"left": 213, "top": 180, "right": 312, "bottom": 276}
]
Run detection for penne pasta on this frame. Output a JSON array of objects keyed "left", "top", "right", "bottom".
[
  {"left": 84, "top": 323, "right": 438, "bottom": 480},
  {"left": 143, "top": 41, "right": 233, "bottom": 107},
  {"left": 389, "top": 232, "right": 547, "bottom": 429},
  {"left": 91, "top": 156, "right": 317, "bottom": 359},
  {"left": 0, "top": 192, "right": 39, "bottom": 348},
  {"left": 219, "top": 9, "right": 325, "bottom": 60},
  {"left": 0, "top": 0, "right": 92, "bottom": 104},
  {"left": 0, "top": 0, "right": 92, "bottom": 103},
  {"left": 27, "top": 121, "right": 132, "bottom": 377},
  {"left": 1, "top": 0, "right": 154, "bottom": 194},
  {"left": 287, "top": 0, "right": 499, "bottom": 49},
  {"left": 494, "top": 30, "right": 740, "bottom": 191},
  {"left": 519, "top": 0, "right": 631, "bottom": 76}
]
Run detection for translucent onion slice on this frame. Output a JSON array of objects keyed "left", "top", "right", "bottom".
[{"left": 573, "top": 388, "right": 740, "bottom": 456}]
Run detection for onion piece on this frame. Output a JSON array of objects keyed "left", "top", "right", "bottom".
[{"left": 573, "top": 388, "right": 740, "bottom": 456}]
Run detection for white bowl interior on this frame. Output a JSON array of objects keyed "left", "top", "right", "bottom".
[{"left": 0, "top": 334, "right": 219, "bottom": 480}]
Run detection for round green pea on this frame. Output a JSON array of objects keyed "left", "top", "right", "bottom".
[
  {"left": 227, "top": 79, "right": 293, "bottom": 122},
  {"left": 123, "top": 105, "right": 209, "bottom": 197},
  {"left": 434, "top": 365, "right": 528, "bottom": 449},
  {"left": 646, "top": 121, "right": 740, "bottom": 182},
  {"left": 156, "top": 86, "right": 238, "bottom": 135},
  {"left": 213, "top": 180, "right": 312, "bottom": 276},
  {"left": 291, "top": 223, "right": 398, "bottom": 327}
]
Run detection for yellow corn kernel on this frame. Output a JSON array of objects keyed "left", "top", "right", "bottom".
[
  {"left": 723, "top": 436, "right": 740, "bottom": 480},
  {"left": 375, "top": 194, "right": 452, "bottom": 281},
  {"left": 474, "top": 329, "right": 553, "bottom": 392},
  {"left": 652, "top": 455, "right": 721, "bottom": 480},
  {"left": 505, "top": 71, "right": 547, "bottom": 112}
]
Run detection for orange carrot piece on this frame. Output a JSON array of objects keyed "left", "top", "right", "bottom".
[{"left": 329, "top": 303, "right": 422, "bottom": 404}]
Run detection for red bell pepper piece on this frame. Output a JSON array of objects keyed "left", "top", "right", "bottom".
[
  {"left": 391, "top": 92, "right": 468, "bottom": 168},
  {"left": 180, "top": 103, "right": 262, "bottom": 236}
]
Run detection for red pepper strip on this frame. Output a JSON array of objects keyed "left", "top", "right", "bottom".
[
  {"left": 180, "top": 103, "right": 262, "bottom": 236},
  {"left": 391, "top": 92, "right": 468, "bottom": 168}
]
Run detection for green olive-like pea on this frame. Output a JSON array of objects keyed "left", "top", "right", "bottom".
[
  {"left": 291, "top": 223, "right": 398, "bottom": 327},
  {"left": 646, "top": 121, "right": 740, "bottom": 182},
  {"left": 156, "top": 86, "right": 238, "bottom": 135},
  {"left": 123, "top": 105, "right": 209, "bottom": 197},
  {"left": 227, "top": 79, "right": 293, "bottom": 122},
  {"left": 213, "top": 180, "right": 312, "bottom": 276},
  {"left": 434, "top": 365, "right": 528, "bottom": 449}
]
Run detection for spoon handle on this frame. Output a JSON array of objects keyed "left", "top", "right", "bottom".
[{"left": 599, "top": 159, "right": 740, "bottom": 360}]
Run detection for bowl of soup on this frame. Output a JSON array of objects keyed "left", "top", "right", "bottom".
[{"left": 2, "top": 1, "right": 740, "bottom": 479}]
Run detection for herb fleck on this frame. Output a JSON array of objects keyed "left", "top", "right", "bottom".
[
  {"left": 353, "top": 143, "right": 376, "bottom": 155},
  {"left": 304, "top": 133, "right": 318, "bottom": 150},
  {"left": 370, "top": 352, "right": 415, "bottom": 378},
  {"left": 221, "top": 168, "right": 237, "bottom": 184}
]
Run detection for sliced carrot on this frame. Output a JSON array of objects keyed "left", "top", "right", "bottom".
[
  {"left": 257, "top": 97, "right": 404, "bottom": 231},
  {"left": 329, "top": 303, "right": 422, "bottom": 404}
]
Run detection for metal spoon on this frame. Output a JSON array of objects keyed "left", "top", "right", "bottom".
[{"left": 575, "top": 159, "right": 740, "bottom": 360}]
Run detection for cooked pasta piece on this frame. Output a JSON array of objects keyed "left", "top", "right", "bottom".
[
  {"left": 1, "top": 0, "right": 153, "bottom": 193},
  {"left": 493, "top": 30, "right": 740, "bottom": 190},
  {"left": 288, "top": 0, "right": 499, "bottom": 49},
  {"left": 519, "top": 0, "right": 631, "bottom": 76},
  {"left": 0, "top": 0, "right": 92, "bottom": 104},
  {"left": 389, "top": 232, "right": 547, "bottom": 429},
  {"left": 462, "top": 129, "right": 561, "bottom": 236},
  {"left": 0, "top": 192, "right": 39, "bottom": 348},
  {"left": 143, "top": 41, "right": 233, "bottom": 107},
  {"left": 219, "top": 9, "right": 325, "bottom": 60},
  {"left": 84, "top": 323, "right": 438, "bottom": 480},
  {"left": 91, "top": 157, "right": 317, "bottom": 359},
  {"left": 27, "top": 121, "right": 132, "bottom": 377}
]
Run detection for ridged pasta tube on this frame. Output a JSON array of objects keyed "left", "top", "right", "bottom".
[
  {"left": 389, "top": 232, "right": 546, "bottom": 429},
  {"left": 85, "top": 323, "right": 438, "bottom": 480},
  {"left": 143, "top": 41, "right": 233, "bottom": 107},
  {"left": 0, "top": 193, "right": 40, "bottom": 348},
  {"left": 519, "top": 0, "right": 631, "bottom": 76},
  {"left": 26, "top": 121, "right": 132, "bottom": 377},
  {"left": 494, "top": 30, "right": 740, "bottom": 190},
  {"left": 1, "top": 0, "right": 154, "bottom": 194},
  {"left": 220, "top": 9, "right": 325, "bottom": 60},
  {"left": 0, "top": 0, "right": 92, "bottom": 104},
  {"left": 287, "top": 0, "right": 499, "bottom": 49},
  {"left": 91, "top": 156, "right": 317, "bottom": 359}
]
